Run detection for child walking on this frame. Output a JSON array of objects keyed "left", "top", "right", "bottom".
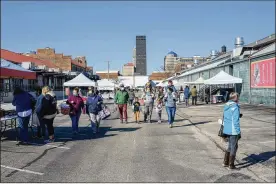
[
  {"left": 155, "top": 99, "right": 163, "bottom": 123},
  {"left": 133, "top": 97, "right": 141, "bottom": 123}
]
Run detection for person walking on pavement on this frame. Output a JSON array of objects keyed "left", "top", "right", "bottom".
[
  {"left": 12, "top": 87, "right": 35, "bottom": 145},
  {"left": 155, "top": 98, "right": 163, "bottom": 123},
  {"left": 67, "top": 87, "right": 84, "bottom": 135},
  {"left": 40, "top": 89, "right": 58, "bottom": 143},
  {"left": 86, "top": 89, "right": 103, "bottom": 133},
  {"left": 132, "top": 97, "right": 141, "bottom": 123},
  {"left": 128, "top": 88, "right": 135, "bottom": 106},
  {"left": 164, "top": 87, "right": 177, "bottom": 128},
  {"left": 184, "top": 86, "right": 190, "bottom": 106},
  {"left": 165, "top": 80, "right": 177, "bottom": 93},
  {"left": 222, "top": 92, "right": 242, "bottom": 170},
  {"left": 114, "top": 84, "right": 129, "bottom": 124},
  {"left": 142, "top": 87, "right": 155, "bottom": 123},
  {"left": 191, "top": 86, "right": 198, "bottom": 105}
]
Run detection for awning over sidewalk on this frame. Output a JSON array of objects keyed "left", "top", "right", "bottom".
[
  {"left": 204, "top": 70, "right": 242, "bottom": 84},
  {"left": 0, "top": 59, "right": 36, "bottom": 80}
]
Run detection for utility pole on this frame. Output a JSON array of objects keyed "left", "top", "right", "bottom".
[{"left": 105, "top": 61, "right": 111, "bottom": 81}]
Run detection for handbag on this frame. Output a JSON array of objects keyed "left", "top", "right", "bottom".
[
  {"left": 99, "top": 106, "right": 111, "bottom": 120},
  {"left": 218, "top": 118, "right": 227, "bottom": 138},
  {"left": 32, "top": 112, "right": 40, "bottom": 126}
]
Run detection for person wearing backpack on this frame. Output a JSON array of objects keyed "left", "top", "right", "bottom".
[
  {"left": 164, "top": 87, "right": 177, "bottom": 128},
  {"left": 40, "top": 88, "right": 58, "bottom": 143},
  {"left": 86, "top": 89, "right": 103, "bottom": 134}
]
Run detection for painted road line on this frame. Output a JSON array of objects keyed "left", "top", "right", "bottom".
[
  {"left": 1, "top": 165, "right": 44, "bottom": 175},
  {"left": 9, "top": 141, "right": 70, "bottom": 150}
]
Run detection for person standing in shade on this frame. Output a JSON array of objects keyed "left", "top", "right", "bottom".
[
  {"left": 128, "top": 88, "right": 135, "bottom": 106},
  {"left": 67, "top": 87, "right": 84, "bottom": 134},
  {"left": 184, "top": 86, "right": 190, "bottom": 106},
  {"left": 114, "top": 84, "right": 129, "bottom": 124},
  {"left": 142, "top": 87, "right": 155, "bottom": 123},
  {"left": 12, "top": 87, "right": 35, "bottom": 145},
  {"left": 222, "top": 92, "right": 242, "bottom": 170},
  {"left": 40, "top": 89, "right": 58, "bottom": 143},
  {"left": 35, "top": 86, "right": 49, "bottom": 138},
  {"left": 164, "top": 87, "right": 177, "bottom": 128},
  {"left": 191, "top": 86, "right": 198, "bottom": 105}
]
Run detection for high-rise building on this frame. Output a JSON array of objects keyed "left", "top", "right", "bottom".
[{"left": 135, "top": 35, "right": 147, "bottom": 75}]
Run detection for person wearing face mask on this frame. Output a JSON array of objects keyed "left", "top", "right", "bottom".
[
  {"left": 86, "top": 89, "right": 103, "bottom": 133},
  {"left": 164, "top": 87, "right": 177, "bottom": 128},
  {"left": 222, "top": 92, "right": 242, "bottom": 170},
  {"left": 114, "top": 84, "right": 129, "bottom": 124},
  {"left": 142, "top": 87, "right": 155, "bottom": 123},
  {"left": 67, "top": 87, "right": 84, "bottom": 135}
]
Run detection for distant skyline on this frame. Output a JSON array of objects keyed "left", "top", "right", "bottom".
[{"left": 2, "top": 1, "right": 275, "bottom": 74}]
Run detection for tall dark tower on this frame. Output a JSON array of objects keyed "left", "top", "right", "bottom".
[{"left": 135, "top": 35, "right": 147, "bottom": 75}]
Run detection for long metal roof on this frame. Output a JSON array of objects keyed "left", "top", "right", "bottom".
[
  {"left": 245, "top": 34, "right": 275, "bottom": 48},
  {"left": 1, "top": 59, "right": 34, "bottom": 72},
  {"left": 251, "top": 42, "right": 275, "bottom": 57}
]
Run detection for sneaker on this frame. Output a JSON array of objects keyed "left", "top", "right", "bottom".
[
  {"left": 125, "top": 120, "right": 128, "bottom": 124},
  {"left": 120, "top": 120, "right": 123, "bottom": 124},
  {"left": 169, "top": 124, "right": 173, "bottom": 128},
  {"left": 148, "top": 119, "right": 151, "bottom": 123},
  {"left": 158, "top": 120, "right": 161, "bottom": 124}
]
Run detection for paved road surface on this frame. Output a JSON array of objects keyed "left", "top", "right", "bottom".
[{"left": 0, "top": 104, "right": 270, "bottom": 182}]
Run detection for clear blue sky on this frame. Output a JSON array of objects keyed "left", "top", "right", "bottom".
[{"left": 2, "top": 1, "right": 275, "bottom": 74}]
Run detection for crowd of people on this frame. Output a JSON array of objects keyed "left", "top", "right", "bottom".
[
  {"left": 11, "top": 79, "right": 241, "bottom": 170},
  {"left": 114, "top": 79, "right": 178, "bottom": 128}
]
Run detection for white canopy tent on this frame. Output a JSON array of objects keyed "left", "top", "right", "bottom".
[
  {"left": 203, "top": 71, "right": 243, "bottom": 104},
  {"left": 63, "top": 73, "right": 96, "bottom": 87},
  {"left": 97, "top": 79, "right": 115, "bottom": 91},
  {"left": 157, "top": 82, "right": 166, "bottom": 87},
  {"left": 63, "top": 73, "right": 96, "bottom": 99},
  {"left": 185, "top": 76, "right": 205, "bottom": 84},
  {"left": 204, "top": 71, "right": 242, "bottom": 85}
]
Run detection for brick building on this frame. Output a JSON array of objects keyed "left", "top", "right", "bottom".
[
  {"left": 96, "top": 70, "right": 120, "bottom": 80},
  {"left": 24, "top": 47, "right": 87, "bottom": 72},
  {"left": 122, "top": 63, "right": 135, "bottom": 76},
  {"left": 149, "top": 71, "right": 173, "bottom": 81}
]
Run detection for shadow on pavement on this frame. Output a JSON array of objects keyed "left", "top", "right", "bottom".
[
  {"left": 236, "top": 151, "right": 276, "bottom": 169},
  {"left": 1, "top": 125, "right": 141, "bottom": 146},
  {"left": 173, "top": 121, "right": 212, "bottom": 127}
]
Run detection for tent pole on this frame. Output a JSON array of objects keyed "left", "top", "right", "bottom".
[{"left": 210, "top": 85, "right": 212, "bottom": 105}]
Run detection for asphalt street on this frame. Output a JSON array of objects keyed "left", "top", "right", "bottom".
[{"left": 0, "top": 102, "right": 271, "bottom": 182}]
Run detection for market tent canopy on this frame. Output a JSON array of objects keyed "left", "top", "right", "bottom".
[
  {"left": 97, "top": 79, "right": 115, "bottom": 90},
  {"left": 204, "top": 70, "right": 242, "bottom": 85},
  {"left": 157, "top": 82, "right": 166, "bottom": 87},
  {"left": 185, "top": 77, "right": 205, "bottom": 84},
  {"left": 63, "top": 73, "right": 96, "bottom": 87},
  {"left": 0, "top": 59, "right": 36, "bottom": 80}
]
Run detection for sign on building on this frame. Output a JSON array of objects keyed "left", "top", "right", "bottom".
[{"left": 251, "top": 57, "right": 275, "bottom": 88}]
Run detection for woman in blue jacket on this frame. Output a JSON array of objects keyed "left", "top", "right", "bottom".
[
  {"left": 12, "top": 87, "right": 34, "bottom": 144},
  {"left": 222, "top": 92, "right": 241, "bottom": 170},
  {"left": 184, "top": 86, "right": 190, "bottom": 106}
]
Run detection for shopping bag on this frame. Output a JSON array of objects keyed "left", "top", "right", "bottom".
[
  {"left": 99, "top": 106, "right": 111, "bottom": 120},
  {"left": 60, "top": 103, "right": 70, "bottom": 115},
  {"left": 139, "top": 99, "right": 144, "bottom": 106},
  {"left": 218, "top": 118, "right": 226, "bottom": 138},
  {"left": 32, "top": 112, "right": 40, "bottom": 126}
]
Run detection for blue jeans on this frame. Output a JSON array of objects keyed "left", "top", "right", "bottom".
[
  {"left": 18, "top": 115, "right": 31, "bottom": 142},
  {"left": 70, "top": 111, "right": 81, "bottom": 132},
  {"left": 227, "top": 135, "right": 239, "bottom": 156},
  {"left": 166, "top": 106, "right": 176, "bottom": 124},
  {"left": 37, "top": 117, "right": 46, "bottom": 137}
]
